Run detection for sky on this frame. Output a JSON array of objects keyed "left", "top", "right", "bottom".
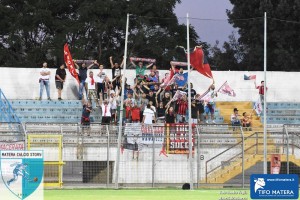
[{"left": 174, "top": 0, "right": 236, "bottom": 45}]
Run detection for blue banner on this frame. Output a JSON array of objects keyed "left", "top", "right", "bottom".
[{"left": 250, "top": 174, "right": 299, "bottom": 199}]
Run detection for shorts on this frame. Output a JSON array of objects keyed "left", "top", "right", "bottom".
[
  {"left": 88, "top": 89, "right": 97, "bottom": 100},
  {"left": 55, "top": 81, "right": 63, "bottom": 89},
  {"left": 205, "top": 103, "right": 215, "bottom": 114}
]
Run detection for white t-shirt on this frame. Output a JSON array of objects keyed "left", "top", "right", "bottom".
[
  {"left": 40, "top": 68, "right": 50, "bottom": 80},
  {"left": 101, "top": 103, "right": 112, "bottom": 117},
  {"left": 85, "top": 76, "right": 96, "bottom": 90},
  {"left": 143, "top": 108, "right": 154, "bottom": 124},
  {"left": 96, "top": 70, "right": 106, "bottom": 83}
]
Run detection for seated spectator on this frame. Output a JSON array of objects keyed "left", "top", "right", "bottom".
[
  {"left": 165, "top": 106, "right": 176, "bottom": 124},
  {"left": 242, "top": 111, "right": 253, "bottom": 131},
  {"left": 231, "top": 108, "right": 241, "bottom": 130}
]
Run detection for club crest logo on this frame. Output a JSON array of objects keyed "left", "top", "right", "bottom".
[
  {"left": 0, "top": 150, "right": 44, "bottom": 200},
  {"left": 254, "top": 178, "right": 266, "bottom": 193}
]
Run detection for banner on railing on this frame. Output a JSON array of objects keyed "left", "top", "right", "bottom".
[
  {"left": 122, "top": 124, "right": 164, "bottom": 151},
  {"left": 0, "top": 141, "right": 25, "bottom": 150},
  {"left": 166, "top": 124, "right": 195, "bottom": 154}
]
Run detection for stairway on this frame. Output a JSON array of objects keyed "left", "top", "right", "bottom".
[
  {"left": 215, "top": 101, "right": 262, "bottom": 128},
  {"left": 202, "top": 101, "right": 266, "bottom": 184}
]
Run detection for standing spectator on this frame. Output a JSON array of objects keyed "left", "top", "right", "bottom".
[
  {"left": 161, "top": 92, "right": 172, "bottom": 108},
  {"left": 55, "top": 64, "right": 66, "bottom": 100},
  {"left": 195, "top": 94, "right": 205, "bottom": 123},
  {"left": 143, "top": 104, "right": 155, "bottom": 125},
  {"left": 175, "top": 67, "right": 188, "bottom": 89},
  {"left": 191, "top": 99, "right": 199, "bottom": 124},
  {"left": 254, "top": 80, "right": 268, "bottom": 104},
  {"left": 109, "top": 90, "right": 119, "bottom": 123},
  {"left": 231, "top": 108, "right": 241, "bottom": 130},
  {"left": 150, "top": 64, "right": 159, "bottom": 80},
  {"left": 96, "top": 64, "right": 106, "bottom": 100},
  {"left": 75, "top": 61, "right": 95, "bottom": 100},
  {"left": 148, "top": 71, "right": 159, "bottom": 90},
  {"left": 131, "top": 60, "right": 153, "bottom": 81},
  {"left": 175, "top": 95, "right": 188, "bottom": 123},
  {"left": 81, "top": 95, "right": 92, "bottom": 136},
  {"left": 183, "top": 83, "right": 197, "bottom": 98},
  {"left": 139, "top": 93, "right": 149, "bottom": 122},
  {"left": 131, "top": 103, "right": 141, "bottom": 123},
  {"left": 99, "top": 93, "right": 111, "bottom": 124},
  {"left": 39, "top": 62, "right": 51, "bottom": 100},
  {"left": 147, "top": 90, "right": 157, "bottom": 107},
  {"left": 110, "top": 56, "right": 124, "bottom": 79},
  {"left": 204, "top": 83, "right": 218, "bottom": 124},
  {"left": 156, "top": 102, "right": 165, "bottom": 123},
  {"left": 85, "top": 71, "right": 98, "bottom": 106},
  {"left": 165, "top": 106, "right": 176, "bottom": 123}
]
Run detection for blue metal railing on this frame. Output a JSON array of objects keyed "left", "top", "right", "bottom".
[{"left": 0, "top": 88, "right": 21, "bottom": 123}]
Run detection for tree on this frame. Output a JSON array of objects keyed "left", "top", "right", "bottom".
[
  {"left": 0, "top": 0, "right": 200, "bottom": 68},
  {"left": 227, "top": 0, "right": 300, "bottom": 71}
]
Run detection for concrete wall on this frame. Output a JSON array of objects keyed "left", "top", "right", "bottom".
[{"left": 0, "top": 67, "right": 299, "bottom": 102}]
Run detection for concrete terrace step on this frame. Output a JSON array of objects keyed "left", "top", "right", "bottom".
[
  {"left": 266, "top": 102, "right": 300, "bottom": 109},
  {"left": 10, "top": 100, "right": 82, "bottom": 107}
]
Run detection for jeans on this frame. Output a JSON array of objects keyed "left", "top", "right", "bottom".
[
  {"left": 79, "top": 81, "right": 86, "bottom": 100},
  {"left": 39, "top": 80, "right": 50, "bottom": 98}
]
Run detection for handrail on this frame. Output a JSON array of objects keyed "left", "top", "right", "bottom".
[
  {"left": 0, "top": 88, "right": 21, "bottom": 123},
  {"left": 205, "top": 130, "right": 258, "bottom": 183}
]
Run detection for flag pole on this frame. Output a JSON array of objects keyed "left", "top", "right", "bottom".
[
  {"left": 115, "top": 13, "right": 130, "bottom": 189},
  {"left": 263, "top": 12, "right": 267, "bottom": 174},
  {"left": 186, "top": 13, "right": 194, "bottom": 190}
]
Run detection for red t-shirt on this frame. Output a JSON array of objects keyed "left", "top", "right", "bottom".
[{"left": 131, "top": 107, "right": 141, "bottom": 121}]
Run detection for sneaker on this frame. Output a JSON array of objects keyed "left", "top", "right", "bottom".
[
  {"left": 48, "top": 97, "right": 51, "bottom": 101},
  {"left": 212, "top": 120, "right": 216, "bottom": 124},
  {"left": 58, "top": 98, "right": 62, "bottom": 101},
  {"left": 38, "top": 97, "right": 42, "bottom": 101},
  {"left": 205, "top": 120, "right": 208, "bottom": 124}
]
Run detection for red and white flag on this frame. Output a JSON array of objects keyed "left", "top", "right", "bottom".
[
  {"left": 254, "top": 97, "right": 262, "bottom": 116},
  {"left": 171, "top": 90, "right": 187, "bottom": 102},
  {"left": 64, "top": 43, "right": 80, "bottom": 84},
  {"left": 196, "top": 88, "right": 212, "bottom": 103},
  {"left": 217, "top": 81, "right": 236, "bottom": 97}
]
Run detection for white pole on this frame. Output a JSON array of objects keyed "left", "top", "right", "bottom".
[
  {"left": 115, "top": 13, "right": 130, "bottom": 188},
  {"left": 186, "top": 13, "right": 194, "bottom": 190},
  {"left": 263, "top": 12, "right": 267, "bottom": 174}
]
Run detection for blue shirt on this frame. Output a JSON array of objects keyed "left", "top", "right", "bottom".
[{"left": 175, "top": 72, "right": 188, "bottom": 87}]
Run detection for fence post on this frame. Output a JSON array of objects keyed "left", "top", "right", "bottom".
[
  {"left": 152, "top": 125, "right": 155, "bottom": 188},
  {"left": 106, "top": 125, "right": 110, "bottom": 187},
  {"left": 196, "top": 125, "right": 201, "bottom": 188},
  {"left": 240, "top": 126, "right": 245, "bottom": 188},
  {"left": 283, "top": 125, "right": 289, "bottom": 174}
]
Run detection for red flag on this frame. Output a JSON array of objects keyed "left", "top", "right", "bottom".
[
  {"left": 189, "top": 47, "right": 213, "bottom": 79},
  {"left": 64, "top": 43, "right": 80, "bottom": 84}
]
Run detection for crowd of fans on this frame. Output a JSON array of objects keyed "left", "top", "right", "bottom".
[{"left": 38, "top": 56, "right": 261, "bottom": 130}]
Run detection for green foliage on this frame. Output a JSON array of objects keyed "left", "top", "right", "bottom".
[
  {"left": 0, "top": 0, "right": 199, "bottom": 68},
  {"left": 226, "top": 0, "right": 300, "bottom": 71}
]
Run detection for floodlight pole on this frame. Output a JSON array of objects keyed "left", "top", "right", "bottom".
[
  {"left": 187, "top": 13, "right": 194, "bottom": 190},
  {"left": 263, "top": 12, "right": 267, "bottom": 174},
  {"left": 115, "top": 13, "right": 130, "bottom": 189}
]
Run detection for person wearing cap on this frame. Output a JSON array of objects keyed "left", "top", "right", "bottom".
[{"left": 231, "top": 108, "right": 241, "bottom": 130}]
